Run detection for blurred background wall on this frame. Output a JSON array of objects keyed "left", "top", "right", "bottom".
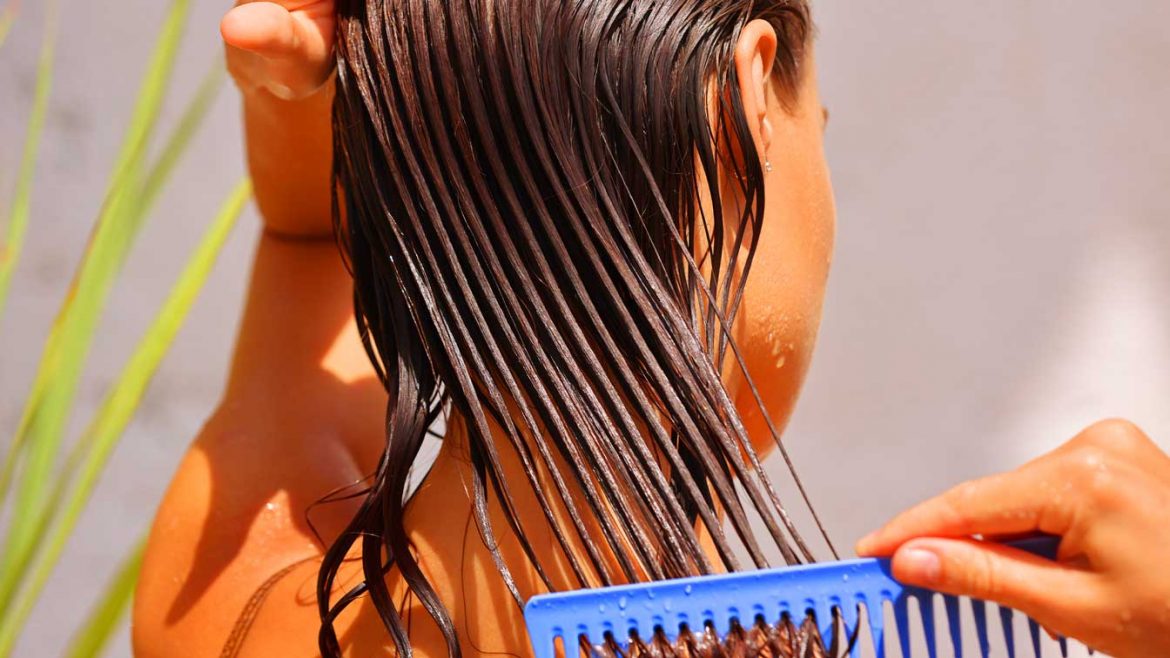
[{"left": 1, "top": 1, "right": 1167, "bottom": 655}]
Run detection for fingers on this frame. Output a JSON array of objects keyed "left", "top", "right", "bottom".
[
  {"left": 853, "top": 419, "right": 1170, "bottom": 657},
  {"left": 890, "top": 537, "right": 1100, "bottom": 635},
  {"left": 221, "top": 2, "right": 335, "bottom": 100},
  {"left": 855, "top": 462, "right": 1074, "bottom": 557},
  {"left": 222, "top": 3, "right": 322, "bottom": 59},
  {"left": 1066, "top": 418, "right": 1170, "bottom": 479},
  {"left": 856, "top": 418, "right": 1165, "bottom": 558}
]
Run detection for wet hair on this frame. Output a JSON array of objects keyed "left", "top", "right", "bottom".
[
  {"left": 583, "top": 613, "right": 857, "bottom": 658},
  {"left": 321, "top": 0, "right": 831, "bottom": 655}
]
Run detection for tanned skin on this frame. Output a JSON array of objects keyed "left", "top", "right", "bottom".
[
  {"left": 133, "top": 4, "right": 1170, "bottom": 658},
  {"left": 132, "top": 2, "right": 835, "bottom": 656}
]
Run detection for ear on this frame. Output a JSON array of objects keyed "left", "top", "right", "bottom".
[{"left": 733, "top": 19, "right": 779, "bottom": 163}]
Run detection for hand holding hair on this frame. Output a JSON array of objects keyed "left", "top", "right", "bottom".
[
  {"left": 221, "top": 0, "right": 336, "bottom": 100},
  {"left": 857, "top": 419, "right": 1170, "bottom": 658},
  {"left": 219, "top": 1, "right": 338, "bottom": 236}
]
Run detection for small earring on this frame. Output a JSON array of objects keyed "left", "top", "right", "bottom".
[{"left": 764, "top": 159, "right": 773, "bottom": 173}]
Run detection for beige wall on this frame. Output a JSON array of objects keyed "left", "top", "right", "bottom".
[
  {"left": 1, "top": 1, "right": 1166, "bottom": 655},
  {"left": 775, "top": 3, "right": 1169, "bottom": 654}
]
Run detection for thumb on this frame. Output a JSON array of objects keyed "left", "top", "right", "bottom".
[{"left": 890, "top": 538, "right": 1099, "bottom": 632}]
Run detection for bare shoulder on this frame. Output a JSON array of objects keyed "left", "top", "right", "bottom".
[
  {"left": 131, "top": 404, "right": 373, "bottom": 657},
  {"left": 130, "top": 409, "right": 448, "bottom": 657},
  {"left": 132, "top": 234, "right": 391, "bottom": 656}
]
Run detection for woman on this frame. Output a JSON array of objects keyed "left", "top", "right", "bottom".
[
  {"left": 135, "top": 0, "right": 837, "bottom": 656},
  {"left": 132, "top": 1, "right": 1170, "bottom": 657}
]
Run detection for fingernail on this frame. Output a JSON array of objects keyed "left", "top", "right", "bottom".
[{"left": 902, "top": 547, "right": 942, "bottom": 584}]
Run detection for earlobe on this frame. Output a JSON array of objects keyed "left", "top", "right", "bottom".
[{"left": 761, "top": 115, "right": 774, "bottom": 155}]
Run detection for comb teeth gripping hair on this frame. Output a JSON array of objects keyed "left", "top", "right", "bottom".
[{"left": 525, "top": 537, "right": 1086, "bottom": 658}]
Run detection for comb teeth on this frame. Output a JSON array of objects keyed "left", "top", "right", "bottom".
[
  {"left": 944, "top": 595, "right": 963, "bottom": 657},
  {"left": 525, "top": 538, "right": 1078, "bottom": 658},
  {"left": 1000, "top": 606, "right": 1017, "bottom": 658},
  {"left": 971, "top": 599, "right": 992, "bottom": 657},
  {"left": 525, "top": 558, "right": 886, "bottom": 658}
]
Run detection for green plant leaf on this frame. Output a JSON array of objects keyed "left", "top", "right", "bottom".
[
  {"left": 0, "top": 0, "right": 56, "bottom": 318},
  {"left": 0, "top": 1, "right": 17, "bottom": 50},
  {"left": 0, "top": 0, "right": 191, "bottom": 616},
  {"left": 63, "top": 61, "right": 227, "bottom": 488},
  {"left": 0, "top": 56, "right": 224, "bottom": 514},
  {"left": 0, "top": 179, "right": 252, "bottom": 657},
  {"left": 62, "top": 536, "right": 146, "bottom": 658},
  {"left": 0, "top": 61, "right": 226, "bottom": 613},
  {"left": 137, "top": 62, "right": 227, "bottom": 228}
]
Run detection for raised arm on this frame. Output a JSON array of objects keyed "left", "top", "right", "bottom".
[{"left": 133, "top": 4, "right": 389, "bottom": 656}]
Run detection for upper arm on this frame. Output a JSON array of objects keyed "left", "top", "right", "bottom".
[
  {"left": 133, "top": 232, "right": 388, "bottom": 655},
  {"left": 132, "top": 412, "right": 370, "bottom": 656}
]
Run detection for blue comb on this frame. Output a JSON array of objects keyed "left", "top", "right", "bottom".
[{"left": 524, "top": 536, "right": 1084, "bottom": 658}]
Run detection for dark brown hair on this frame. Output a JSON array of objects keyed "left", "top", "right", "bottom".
[{"left": 321, "top": 0, "right": 830, "bottom": 655}]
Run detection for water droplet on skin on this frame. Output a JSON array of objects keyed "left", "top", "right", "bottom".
[
  {"left": 265, "top": 502, "right": 277, "bottom": 512},
  {"left": 768, "top": 332, "right": 786, "bottom": 370}
]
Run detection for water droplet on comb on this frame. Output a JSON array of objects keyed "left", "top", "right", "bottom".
[
  {"left": 619, "top": 596, "right": 628, "bottom": 610},
  {"left": 683, "top": 585, "right": 693, "bottom": 596}
]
